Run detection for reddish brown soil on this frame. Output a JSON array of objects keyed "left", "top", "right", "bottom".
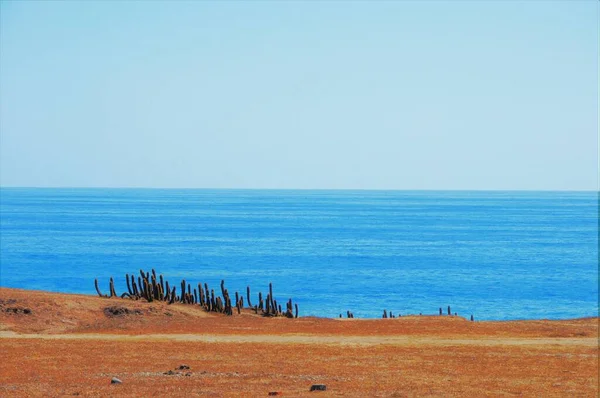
[{"left": 1, "top": 288, "right": 597, "bottom": 397}]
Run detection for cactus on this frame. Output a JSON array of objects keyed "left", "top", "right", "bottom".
[
  {"left": 285, "top": 299, "right": 293, "bottom": 318},
  {"left": 152, "top": 276, "right": 159, "bottom": 300},
  {"left": 138, "top": 277, "right": 144, "bottom": 297},
  {"left": 470, "top": 315, "right": 474, "bottom": 322},
  {"left": 204, "top": 284, "right": 210, "bottom": 307},
  {"left": 94, "top": 279, "right": 106, "bottom": 298},
  {"left": 246, "top": 286, "right": 252, "bottom": 308},
  {"left": 144, "top": 279, "right": 153, "bottom": 302},
  {"left": 163, "top": 283, "right": 170, "bottom": 302},
  {"left": 269, "top": 283, "right": 275, "bottom": 314},
  {"left": 109, "top": 277, "right": 117, "bottom": 298},
  {"left": 447, "top": 306, "right": 451, "bottom": 316},
  {"left": 125, "top": 274, "right": 133, "bottom": 295},
  {"left": 439, "top": 307, "right": 443, "bottom": 316},
  {"left": 266, "top": 294, "right": 271, "bottom": 314},
  {"left": 168, "top": 287, "right": 176, "bottom": 304},
  {"left": 180, "top": 280, "right": 186, "bottom": 303},
  {"left": 294, "top": 303, "right": 298, "bottom": 318},
  {"left": 258, "top": 292, "right": 264, "bottom": 311},
  {"left": 383, "top": 310, "right": 387, "bottom": 319},
  {"left": 220, "top": 280, "right": 225, "bottom": 296},
  {"left": 198, "top": 284, "right": 205, "bottom": 306},
  {"left": 131, "top": 275, "right": 138, "bottom": 297}
]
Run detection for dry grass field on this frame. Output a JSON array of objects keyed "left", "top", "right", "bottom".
[{"left": 1, "top": 288, "right": 597, "bottom": 397}]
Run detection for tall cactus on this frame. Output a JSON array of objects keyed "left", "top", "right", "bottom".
[
  {"left": 125, "top": 274, "right": 133, "bottom": 295},
  {"left": 198, "top": 283, "right": 205, "bottom": 306},
  {"left": 109, "top": 277, "right": 117, "bottom": 298},
  {"left": 168, "top": 287, "right": 176, "bottom": 304},
  {"left": 220, "top": 280, "right": 226, "bottom": 304},
  {"left": 269, "top": 283, "right": 275, "bottom": 314},
  {"left": 204, "top": 284, "right": 210, "bottom": 308},
  {"left": 94, "top": 279, "right": 106, "bottom": 298},
  {"left": 131, "top": 275, "right": 138, "bottom": 297},
  {"left": 246, "top": 286, "right": 252, "bottom": 308},
  {"left": 210, "top": 290, "right": 216, "bottom": 312},
  {"left": 266, "top": 294, "right": 271, "bottom": 315},
  {"left": 180, "top": 280, "right": 186, "bottom": 303}
]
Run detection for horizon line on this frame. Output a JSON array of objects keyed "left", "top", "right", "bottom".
[{"left": 0, "top": 186, "right": 598, "bottom": 193}]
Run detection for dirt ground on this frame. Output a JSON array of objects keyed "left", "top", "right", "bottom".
[{"left": 0, "top": 288, "right": 597, "bottom": 397}]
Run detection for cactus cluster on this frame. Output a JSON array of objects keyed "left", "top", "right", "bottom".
[
  {"left": 376, "top": 304, "right": 461, "bottom": 319},
  {"left": 94, "top": 269, "right": 299, "bottom": 318}
]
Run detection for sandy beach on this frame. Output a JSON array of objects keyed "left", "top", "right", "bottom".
[{"left": 0, "top": 287, "right": 597, "bottom": 397}]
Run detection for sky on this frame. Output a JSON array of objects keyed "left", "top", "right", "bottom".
[{"left": 0, "top": 1, "right": 598, "bottom": 190}]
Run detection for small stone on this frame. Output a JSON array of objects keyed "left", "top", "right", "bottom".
[
  {"left": 310, "top": 384, "right": 326, "bottom": 391},
  {"left": 110, "top": 377, "right": 122, "bottom": 384},
  {"left": 178, "top": 364, "right": 190, "bottom": 370},
  {"left": 268, "top": 392, "right": 282, "bottom": 396}
]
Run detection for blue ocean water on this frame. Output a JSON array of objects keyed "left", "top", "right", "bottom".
[{"left": 0, "top": 188, "right": 597, "bottom": 320}]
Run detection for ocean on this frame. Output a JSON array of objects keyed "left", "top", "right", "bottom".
[{"left": 0, "top": 188, "right": 597, "bottom": 320}]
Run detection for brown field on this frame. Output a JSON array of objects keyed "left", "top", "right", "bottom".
[{"left": 0, "top": 288, "right": 597, "bottom": 397}]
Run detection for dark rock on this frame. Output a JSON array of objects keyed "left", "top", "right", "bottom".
[
  {"left": 110, "top": 377, "right": 122, "bottom": 384},
  {"left": 178, "top": 364, "right": 190, "bottom": 370},
  {"left": 103, "top": 306, "right": 142, "bottom": 317},
  {"left": 4, "top": 307, "right": 31, "bottom": 315},
  {"left": 310, "top": 384, "right": 327, "bottom": 391}
]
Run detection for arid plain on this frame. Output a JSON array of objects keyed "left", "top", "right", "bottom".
[{"left": 0, "top": 288, "right": 597, "bottom": 397}]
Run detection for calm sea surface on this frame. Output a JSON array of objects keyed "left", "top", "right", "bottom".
[{"left": 0, "top": 188, "right": 597, "bottom": 320}]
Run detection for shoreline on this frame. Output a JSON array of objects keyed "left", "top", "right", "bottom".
[{"left": 1, "top": 286, "right": 596, "bottom": 323}]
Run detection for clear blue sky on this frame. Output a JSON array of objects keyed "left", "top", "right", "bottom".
[{"left": 0, "top": 1, "right": 597, "bottom": 190}]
